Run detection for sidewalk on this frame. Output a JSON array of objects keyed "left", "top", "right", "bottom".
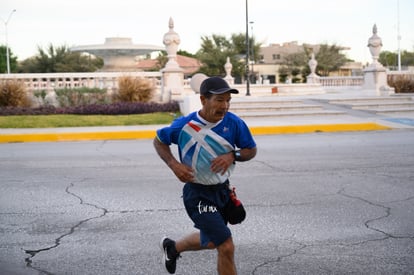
[{"left": 1, "top": 91, "right": 413, "bottom": 143}]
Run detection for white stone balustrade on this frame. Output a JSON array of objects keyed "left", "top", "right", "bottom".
[
  {"left": 0, "top": 72, "right": 162, "bottom": 91},
  {"left": 1, "top": 72, "right": 403, "bottom": 94},
  {"left": 318, "top": 76, "right": 364, "bottom": 87}
]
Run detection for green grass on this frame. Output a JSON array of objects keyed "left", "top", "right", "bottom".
[{"left": 0, "top": 112, "right": 180, "bottom": 128}]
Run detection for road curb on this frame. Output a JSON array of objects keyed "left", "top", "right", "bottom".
[
  {"left": 249, "top": 122, "right": 391, "bottom": 135},
  {"left": 0, "top": 123, "right": 391, "bottom": 143}
]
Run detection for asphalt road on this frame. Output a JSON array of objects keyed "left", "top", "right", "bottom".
[{"left": 1, "top": 130, "right": 413, "bottom": 275}]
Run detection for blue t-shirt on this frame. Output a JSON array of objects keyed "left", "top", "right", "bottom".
[
  {"left": 156, "top": 111, "right": 256, "bottom": 185},
  {"left": 157, "top": 111, "right": 256, "bottom": 151}
]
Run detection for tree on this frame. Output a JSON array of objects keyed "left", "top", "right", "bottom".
[
  {"left": 278, "top": 43, "right": 349, "bottom": 81},
  {"left": 18, "top": 44, "right": 103, "bottom": 73},
  {"left": 177, "top": 49, "right": 195, "bottom": 58},
  {"left": 379, "top": 51, "right": 397, "bottom": 68},
  {"left": 196, "top": 34, "right": 235, "bottom": 77},
  {"left": 0, "top": 45, "right": 18, "bottom": 73},
  {"left": 283, "top": 51, "right": 309, "bottom": 83},
  {"left": 379, "top": 50, "right": 414, "bottom": 69},
  {"left": 315, "top": 44, "right": 348, "bottom": 76},
  {"left": 195, "top": 33, "right": 261, "bottom": 82},
  {"left": 152, "top": 51, "right": 168, "bottom": 71},
  {"left": 401, "top": 50, "right": 414, "bottom": 66},
  {"left": 278, "top": 66, "right": 290, "bottom": 83}
]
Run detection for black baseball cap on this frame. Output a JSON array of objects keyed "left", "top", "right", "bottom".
[{"left": 200, "top": 77, "right": 239, "bottom": 95}]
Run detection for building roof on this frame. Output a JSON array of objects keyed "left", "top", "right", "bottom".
[{"left": 136, "top": 55, "right": 201, "bottom": 75}]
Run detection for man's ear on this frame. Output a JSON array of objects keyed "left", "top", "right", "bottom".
[{"left": 200, "top": 95, "right": 207, "bottom": 105}]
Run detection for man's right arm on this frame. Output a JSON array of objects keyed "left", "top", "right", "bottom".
[{"left": 153, "top": 137, "right": 194, "bottom": 183}]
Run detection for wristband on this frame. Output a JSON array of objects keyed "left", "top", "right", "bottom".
[{"left": 233, "top": 150, "right": 241, "bottom": 162}]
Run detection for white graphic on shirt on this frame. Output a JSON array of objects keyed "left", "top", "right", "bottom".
[{"left": 178, "top": 120, "right": 235, "bottom": 185}]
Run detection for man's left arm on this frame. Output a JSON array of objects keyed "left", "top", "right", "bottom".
[
  {"left": 210, "top": 147, "right": 257, "bottom": 175},
  {"left": 234, "top": 147, "right": 257, "bottom": 162}
]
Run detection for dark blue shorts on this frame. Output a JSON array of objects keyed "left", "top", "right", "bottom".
[{"left": 183, "top": 182, "right": 231, "bottom": 247}]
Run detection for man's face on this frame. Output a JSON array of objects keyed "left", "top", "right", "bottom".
[{"left": 200, "top": 92, "right": 232, "bottom": 123}]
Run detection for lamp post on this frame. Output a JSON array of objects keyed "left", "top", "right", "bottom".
[
  {"left": 397, "top": 0, "right": 401, "bottom": 71},
  {"left": 250, "top": 21, "right": 254, "bottom": 84},
  {"left": 1, "top": 9, "right": 16, "bottom": 74},
  {"left": 245, "top": 0, "right": 250, "bottom": 96}
]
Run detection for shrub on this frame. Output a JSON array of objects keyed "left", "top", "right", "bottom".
[
  {"left": 278, "top": 66, "right": 289, "bottom": 83},
  {"left": 0, "top": 80, "right": 31, "bottom": 107},
  {"left": 388, "top": 74, "right": 414, "bottom": 93},
  {"left": 33, "top": 90, "right": 47, "bottom": 101},
  {"left": 114, "top": 76, "right": 154, "bottom": 103},
  {"left": 0, "top": 105, "right": 57, "bottom": 115},
  {"left": 58, "top": 101, "right": 179, "bottom": 115},
  {"left": 55, "top": 87, "right": 110, "bottom": 107},
  {"left": 0, "top": 101, "right": 180, "bottom": 116}
]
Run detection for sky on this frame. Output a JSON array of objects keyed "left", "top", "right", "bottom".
[{"left": 1, "top": 0, "right": 414, "bottom": 64}]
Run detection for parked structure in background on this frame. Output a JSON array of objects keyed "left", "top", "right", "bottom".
[
  {"left": 70, "top": 37, "right": 163, "bottom": 72},
  {"left": 254, "top": 41, "right": 363, "bottom": 84}
]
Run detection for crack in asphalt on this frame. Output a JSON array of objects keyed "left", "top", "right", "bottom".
[
  {"left": 22, "top": 176, "right": 185, "bottom": 274},
  {"left": 95, "top": 140, "right": 134, "bottom": 162},
  {"left": 23, "top": 180, "right": 108, "bottom": 273},
  {"left": 338, "top": 188, "right": 414, "bottom": 242},
  {"left": 250, "top": 187, "right": 414, "bottom": 274},
  {"left": 118, "top": 208, "right": 184, "bottom": 214},
  {"left": 245, "top": 160, "right": 414, "bottom": 273},
  {"left": 22, "top": 140, "right": 179, "bottom": 273},
  {"left": 251, "top": 240, "right": 308, "bottom": 275},
  {"left": 254, "top": 159, "right": 394, "bottom": 176}
]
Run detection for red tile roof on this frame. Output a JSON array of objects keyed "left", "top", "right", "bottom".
[{"left": 136, "top": 55, "right": 201, "bottom": 75}]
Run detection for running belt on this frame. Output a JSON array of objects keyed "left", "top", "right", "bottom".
[{"left": 178, "top": 120, "right": 235, "bottom": 185}]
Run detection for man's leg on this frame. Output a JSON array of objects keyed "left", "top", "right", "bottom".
[
  {"left": 217, "top": 237, "right": 236, "bottom": 275},
  {"left": 175, "top": 232, "right": 215, "bottom": 253},
  {"left": 175, "top": 233, "right": 236, "bottom": 274}
]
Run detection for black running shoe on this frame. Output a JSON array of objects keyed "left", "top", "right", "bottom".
[{"left": 160, "top": 237, "right": 180, "bottom": 274}]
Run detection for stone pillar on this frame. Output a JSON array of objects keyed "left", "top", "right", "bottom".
[
  {"left": 161, "top": 17, "right": 184, "bottom": 102},
  {"left": 306, "top": 53, "right": 320, "bottom": 83},
  {"left": 224, "top": 57, "right": 234, "bottom": 85},
  {"left": 362, "top": 24, "right": 394, "bottom": 95}
]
